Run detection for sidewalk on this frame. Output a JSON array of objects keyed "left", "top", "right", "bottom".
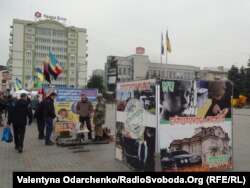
[
  {"left": 1, "top": 106, "right": 250, "bottom": 188},
  {"left": 0, "top": 104, "right": 130, "bottom": 188}
]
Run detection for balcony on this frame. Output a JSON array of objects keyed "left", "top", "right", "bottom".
[
  {"left": 10, "top": 31, "right": 13, "bottom": 36},
  {"left": 9, "top": 46, "right": 13, "bottom": 51},
  {"left": 9, "top": 38, "right": 13, "bottom": 44}
]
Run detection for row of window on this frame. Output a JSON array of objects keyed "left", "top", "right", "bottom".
[
  {"left": 35, "top": 45, "right": 68, "bottom": 53},
  {"left": 34, "top": 52, "right": 67, "bottom": 60},
  {"left": 116, "top": 66, "right": 195, "bottom": 80},
  {"left": 26, "top": 51, "right": 76, "bottom": 62},
  {"left": 36, "top": 38, "right": 68, "bottom": 45},
  {"left": 118, "top": 67, "right": 131, "bottom": 76},
  {"left": 36, "top": 28, "right": 67, "bottom": 37},
  {"left": 26, "top": 28, "right": 78, "bottom": 39}
]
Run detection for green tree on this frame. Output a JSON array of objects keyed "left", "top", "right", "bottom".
[
  {"left": 87, "top": 75, "right": 105, "bottom": 93},
  {"left": 227, "top": 65, "right": 240, "bottom": 97},
  {"left": 242, "top": 61, "right": 250, "bottom": 101}
]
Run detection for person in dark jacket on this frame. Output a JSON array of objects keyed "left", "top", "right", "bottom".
[
  {"left": 43, "top": 92, "right": 57, "bottom": 145},
  {"left": 7, "top": 93, "right": 32, "bottom": 153},
  {"left": 34, "top": 100, "right": 45, "bottom": 139}
]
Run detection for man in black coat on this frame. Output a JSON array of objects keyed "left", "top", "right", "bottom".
[
  {"left": 34, "top": 100, "right": 45, "bottom": 139},
  {"left": 7, "top": 93, "right": 32, "bottom": 153},
  {"left": 43, "top": 92, "right": 57, "bottom": 145}
]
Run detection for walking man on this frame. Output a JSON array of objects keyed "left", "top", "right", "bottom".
[{"left": 7, "top": 93, "right": 32, "bottom": 153}]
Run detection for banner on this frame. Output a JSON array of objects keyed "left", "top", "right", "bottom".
[
  {"left": 159, "top": 80, "right": 232, "bottom": 172},
  {"left": 115, "top": 79, "right": 157, "bottom": 171},
  {"left": 43, "top": 87, "right": 98, "bottom": 132}
]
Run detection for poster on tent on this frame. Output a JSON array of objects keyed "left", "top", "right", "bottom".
[
  {"left": 43, "top": 87, "right": 98, "bottom": 132},
  {"left": 159, "top": 80, "right": 232, "bottom": 172},
  {"left": 115, "top": 79, "right": 157, "bottom": 171}
]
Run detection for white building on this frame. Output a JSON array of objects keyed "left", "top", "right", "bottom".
[
  {"left": 8, "top": 19, "right": 88, "bottom": 88},
  {"left": 199, "top": 66, "right": 228, "bottom": 81},
  {"left": 104, "top": 54, "right": 200, "bottom": 91}
]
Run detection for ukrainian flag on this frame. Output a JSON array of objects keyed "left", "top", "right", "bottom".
[
  {"left": 36, "top": 67, "right": 44, "bottom": 81},
  {"left": 15, "top": 77, "right": 22, "bottom": 91}
]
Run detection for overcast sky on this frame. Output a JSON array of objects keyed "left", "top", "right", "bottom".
[{"left": 1, "top": 0, "right": 250, "bottom": 77}]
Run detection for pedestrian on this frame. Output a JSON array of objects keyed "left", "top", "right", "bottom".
[
  {"left": 43, "top": 92, "right": 57, "bottom": 145},
  {"left": 31, "top": 95, "right": 40, "bottom": 118},
  {"left": 7, "top": 93, "right": 32, "bottom": 153},
  {"left": 93, "top": 93, "right": 106, "bottom": 141},
  {"left": 76, "top": 93, "right": 93, "bottom": 140},
  {"left": 34, "top": 99, "right": 45, "bottom": 139},
  {"left": 0, "top": 94, "right": 6, "bottom": 126}
]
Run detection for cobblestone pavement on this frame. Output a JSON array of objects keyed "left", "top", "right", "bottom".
[{"left": 0, "top": 105, "right": 250, "bottom": 187}]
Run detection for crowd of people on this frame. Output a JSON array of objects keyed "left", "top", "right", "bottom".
[{"left": 0, "top": 92, "right": 106, "bottom": 153}]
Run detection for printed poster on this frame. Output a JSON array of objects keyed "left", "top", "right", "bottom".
[
  {"left": 159, "top": 80, "right": 232, "bottom": 172},
  {"left": 115, "top": 79, "right": 157, "bottom": 171},
  {"left": 43, "top": 87, "right": 98, "bottom": 132}
]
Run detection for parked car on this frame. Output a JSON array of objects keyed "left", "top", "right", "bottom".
[{"left": 161, "top": 150, "right": 202, "bottom": 170}]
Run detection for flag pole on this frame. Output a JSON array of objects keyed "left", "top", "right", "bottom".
[
  {"left": 165, "top": 29, "right": 168, "bottom": 79},
  {"left": 160, "top": 32, "right": 162, "bottom": 64},
  {"left": 166, "top": 29, "right": 168, "bottom": 64}
]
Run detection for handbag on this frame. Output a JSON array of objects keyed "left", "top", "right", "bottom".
[{"left": 1, "top": 127, "right": 13, "bottom": 143}]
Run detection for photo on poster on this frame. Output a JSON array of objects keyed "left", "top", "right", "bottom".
[
  {"left": 160, "top": 124, "right": 232, "bottom": 172},
  {"left": 115, "top": 122, "right": 156, "bottom": 171},
  {"left": 160, "top": 80, "right": 197, "bottom": 124},
  {"left": 116, "top": 79, "right": 156, "bottom": 114},
  {"left": 197, "top": 81, "right": 232, "bottom": 119}
]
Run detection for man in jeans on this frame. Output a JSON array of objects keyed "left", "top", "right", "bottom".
[
  {"left": 76, "top": 93, "right": 93, "bottom": 140},
  {"left": 43, "top": 92, "right": 57, "bottom": 145}
]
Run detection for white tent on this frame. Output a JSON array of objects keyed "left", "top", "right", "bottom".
[
  {"left": 15, "top": 89, "right": 31, "bottom": 94},
  {"left": 12, "top": 89, "right": 31, "bottom": 98}
]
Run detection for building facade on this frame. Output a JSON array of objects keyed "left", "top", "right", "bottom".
[
  {"left": 0, "top": 65, "right": 11, "bottom": 92},
  {"left": 104, "top": 54, "right": 200, "bottom": 91},
  {"left": 8, "top": 19, "right": 88, "bottom": 89},
  {"left": 199, "top": 66, "right": 228, "bottom": 81}
]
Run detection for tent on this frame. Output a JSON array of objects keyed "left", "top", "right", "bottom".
[
  {"left": 12, "top": 89, "right": 31, "bottom": 98},
  {"left": 15, "top": 89, "right": 31, "bottom": 94}
]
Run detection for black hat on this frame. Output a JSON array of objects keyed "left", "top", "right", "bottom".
[
  {"left": 20, "top": 93, "right": 27, "bottom": 98},
  {"left": 50, "top": 92, "right": 57, "bottom": 97}
]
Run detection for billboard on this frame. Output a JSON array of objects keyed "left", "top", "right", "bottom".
[{"left": 159, "top": 80, "right": 232, "bottom": 172}]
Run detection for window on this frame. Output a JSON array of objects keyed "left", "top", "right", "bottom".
[
  {"left": 123, "top": 67, "right": 126, "bottom": 75},
  {"left": 25, "top": 35, "right": 33, "bottom": 42},
  {"left": 69, "top": 33, "right": 76, "bottom": 38},
  {"left": 128, "top": 68, "right": 131, "bottom": 76},
  {"left": 26, "top": 28, "right": 34, "bottom": 34},
  {"left": 25, "top": 43, "right": 33, "bottom": 49},
  {"left": 118, "top": 67, "right": 122, "bottom": 75},
  {"left": 69, "top": 48, "right": 76, "bottom": 53},
  {"left": 70, "top": 55, "right": 76, "bottom": 62},
  {"left": 25, "top": 51, "right": 32, "bottom": 57},
  {"left": 70, "top": 41, "right": 76, "bottom": 46}
]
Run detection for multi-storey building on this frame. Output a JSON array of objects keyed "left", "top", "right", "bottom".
[{"left": 8, "top": 18, "right": 88, "bottom": 88}]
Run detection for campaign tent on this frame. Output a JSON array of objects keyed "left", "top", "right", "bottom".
[{"left": 12, "top": 89, "right": 31, "bottom": 98}]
